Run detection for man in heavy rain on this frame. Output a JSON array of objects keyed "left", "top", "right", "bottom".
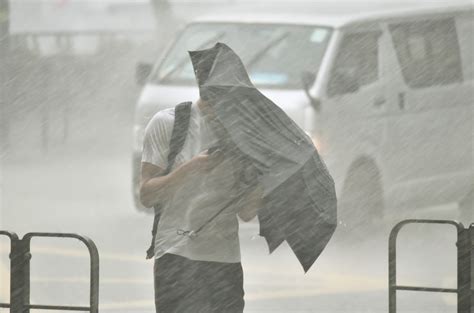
[{"left": 139, "top": 49, "right": 262, "bottom": 312}]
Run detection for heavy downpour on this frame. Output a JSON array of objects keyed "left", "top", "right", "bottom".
[{"left": 0, "top": 0, "right": 472, "bottom": 312}]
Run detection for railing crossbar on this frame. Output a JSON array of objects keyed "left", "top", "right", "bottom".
[
  {"left": 29, "top": 304, "right": 91, "bottom": 311},
  {"left": 395, "top": 285, "right": 458, "bottom": 293}
]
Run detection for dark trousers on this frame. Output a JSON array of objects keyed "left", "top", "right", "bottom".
[{"left": 154, "top": 253, "right": 245, "bottom": 313}]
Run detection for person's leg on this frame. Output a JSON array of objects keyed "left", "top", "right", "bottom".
[
  {"left": 154, "top": 254, "right": 188, "bottom": 313},
  {"left": 156, "top": 254, "right": 212, "bottom": 313},
  {"left": 178, "top": 258, "right": 213, "bottom": 313},
  {"left": 208, "top": 262, "right": 245, "bottom": 313}
]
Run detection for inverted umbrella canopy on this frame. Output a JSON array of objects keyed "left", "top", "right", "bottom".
[{"left": 189, "top": 42, "right": 337, "bottom": 272}]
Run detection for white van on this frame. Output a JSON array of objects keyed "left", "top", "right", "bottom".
[{"left": 132, "top": 2, "right": 473, "bottom": 228}]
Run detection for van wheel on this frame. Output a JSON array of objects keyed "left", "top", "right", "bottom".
[
  {"left": 458, "top": 188, "right": 473, "bottom": 223},
  {"left": 338, "top": 162, "right": 385, "bottom": 242}
]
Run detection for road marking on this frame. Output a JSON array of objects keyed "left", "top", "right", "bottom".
[
  {"left": 99, "top": 300, "right": 154, "bottom": 310},
  {"left": 1, "top": 245, "right": 386, "bottom": 303},
  {"left": 31, "top": 277, "right": 152, "bottom": 285},
  {"left": 0, "top": 245, "right": 147, "bottom": 263},
  {"left": 27, "top": 271, "right": 384, "bottom": 294},
  {"left": 0, "top": 244, "right": 386, "bottom": 294}
]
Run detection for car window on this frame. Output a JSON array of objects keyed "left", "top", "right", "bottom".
[
  {"left": 389, "top": 18, "right": 463, "bottom": 88},
  {"left": 0, "top": 0, "right": 8, "bottom": 40},
  {"left": 456, "top": 15, "right": 473, "bottom": 81},
  {"left": 327, "top": 32, "right": 380, "bottom": 97},
  {"left": 152, "top": 23, "right": 333, "bottom": 89}
]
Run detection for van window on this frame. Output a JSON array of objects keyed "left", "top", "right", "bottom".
[
  {"left": 389, "top": 18, "right": 463, "bottom": 88},
  {"left": 152, "top": 23, "right": 332, "bottom": 89},
  {"left": 456, "top": 15, "right": 474, "bottom": 81},
  {"left": 0, "top": 0, "right": 8, "bottom": 40},
  {"left": 327, "top": 32, "right": 380, "bottom": 97}
]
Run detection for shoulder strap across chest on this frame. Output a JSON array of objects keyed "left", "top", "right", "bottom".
[
  {"left": 146, "top": 101, "right": 192, "bottom": 260},
  {"left": 164, "top": 101, "right": 192, "bottom": 174}
]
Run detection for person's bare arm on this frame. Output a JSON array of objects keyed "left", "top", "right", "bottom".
[
  {"left": 139, "top": 151, "right": 221, "bottom": 208},
  {"left": 139, "top": 162, "right": 184, "bottom": 208},
  {"left": 237, "top": 184, "right": 263, "bottom": 222}
]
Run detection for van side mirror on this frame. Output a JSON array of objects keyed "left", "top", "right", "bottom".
[
  {"left": 328, "top": 71, "right": 360, "bottom": 96},
  {"left": 136, "top": 62, "right": 153, "bottom": 86},
  {"left": 301, "top": 71, "right": 321, "bottom": 111}
]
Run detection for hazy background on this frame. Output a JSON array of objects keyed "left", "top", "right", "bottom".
[{"left": 0, "top": 0, "right": 472, "bottom": 312}]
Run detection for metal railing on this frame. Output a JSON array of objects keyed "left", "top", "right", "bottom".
[
  {"left": 389, "top": 219, "right": 473, "bottom": 313},
  {"left": 0, "top": 231, "right": 99, "bottom": 313}
]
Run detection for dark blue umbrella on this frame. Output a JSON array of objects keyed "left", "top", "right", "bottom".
[{"left": 189, "top": 42, "right": 337, "bottom": 272}]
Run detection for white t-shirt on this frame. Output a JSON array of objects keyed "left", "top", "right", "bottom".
[{"left": 141, "top": 102, "right": 242, "bottom": 263}]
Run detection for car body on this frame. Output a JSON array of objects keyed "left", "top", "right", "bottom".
[{"left": 132, "top": 1, "right": 473, "bottom": 226}]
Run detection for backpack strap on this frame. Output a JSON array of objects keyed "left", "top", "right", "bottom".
[
  {"left": 164, "top": 102, "right": 193, "bottom": 175},
  {"left": 146, "top": 101, "right": 192, "bottom": 259}
]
